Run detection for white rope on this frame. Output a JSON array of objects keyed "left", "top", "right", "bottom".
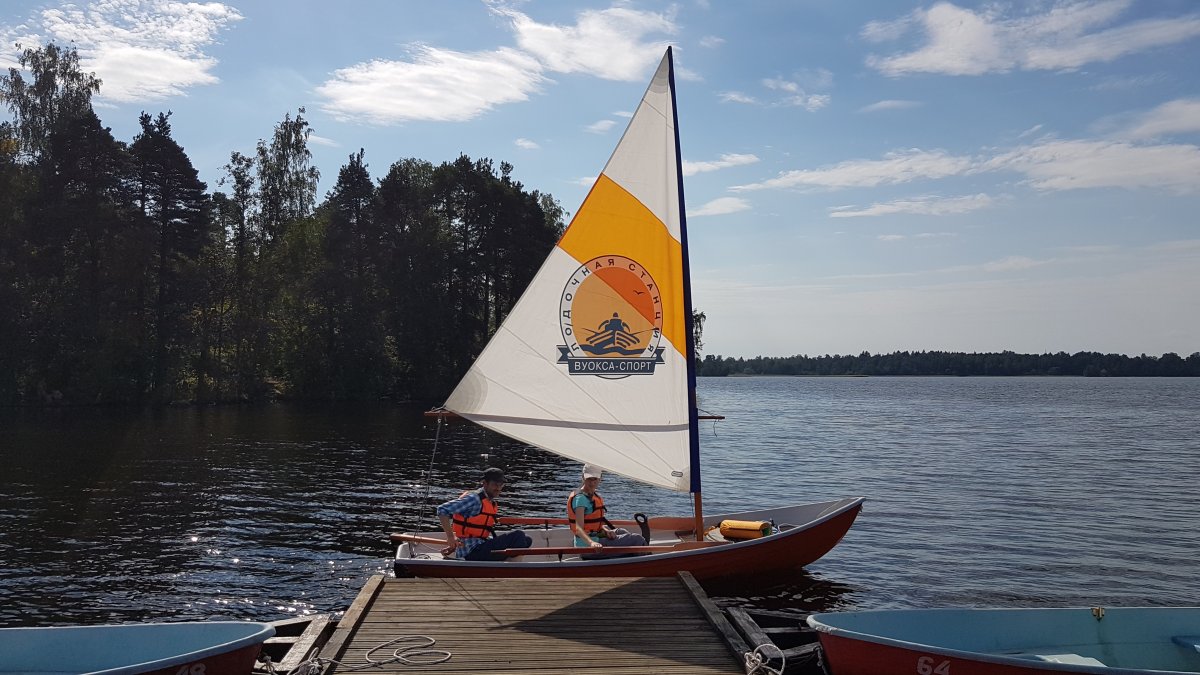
[
  {"left": 743, "top": 642, "right": 785, "bottom": 675},
  {"left": 261, "top": 635, "right": 451, "bottom": 675}
]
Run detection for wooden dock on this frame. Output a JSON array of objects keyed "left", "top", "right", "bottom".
[{"left": 316, "top": 573, "right": 746, "bottom": 674}]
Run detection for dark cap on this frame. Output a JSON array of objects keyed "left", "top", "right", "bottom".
[{"left": 482, "top": 467, "right": 506, "bottom": 483}]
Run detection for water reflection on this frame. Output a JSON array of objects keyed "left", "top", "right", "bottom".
[
  {"left": 3, "top": 377, "right": 1199, "bottom": 627},
  {"left": 705, "top": 568, "right": 860, "bottom": 614}
]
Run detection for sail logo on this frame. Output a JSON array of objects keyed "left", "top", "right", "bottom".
[{"left": 557, "top": 255, "right": 665, "bottom": 378}]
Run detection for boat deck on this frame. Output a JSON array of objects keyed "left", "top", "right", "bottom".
[{"left": 317, "top": 574, "right": 744, "bottom": 674}]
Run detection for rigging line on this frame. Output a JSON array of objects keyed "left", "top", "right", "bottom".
[
  {"left": 423, "top": 408, "right": 446, "bottom": 529},
  {"left": 697, "top": 407, "right": 723, "bottom": 437}
]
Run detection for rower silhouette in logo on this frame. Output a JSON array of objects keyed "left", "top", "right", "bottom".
[{"left": 580, "top": 312, "right": 646, "bottom": 356}]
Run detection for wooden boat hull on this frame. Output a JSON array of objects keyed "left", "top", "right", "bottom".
[
  {"left": 808, "top": 607, "right": 1200, "bottom": 675},
  {"left": 0, "top": 621, "right": 274, "bottom": 675},
  {"left": 394, "top": 497, "right": 863, "bottom": 580}
]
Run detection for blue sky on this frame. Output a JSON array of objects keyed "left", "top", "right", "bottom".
[{"left": 3, "top": 0, "right": 1198, "bottom": 358}]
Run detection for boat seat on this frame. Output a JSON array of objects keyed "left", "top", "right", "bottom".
[{"left": 1172, "top": 635, "right": 1200, "bottom": 653}]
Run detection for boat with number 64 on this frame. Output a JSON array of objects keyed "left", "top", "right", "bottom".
[{"left": 808, "top": 607, "right": 1200, "bottom": 675}]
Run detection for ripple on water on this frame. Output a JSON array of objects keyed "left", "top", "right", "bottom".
[{"left": 1, "top": 379, "right": 1198, "bottom": 625}]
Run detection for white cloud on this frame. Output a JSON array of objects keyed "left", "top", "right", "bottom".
[
  {"left": 719, "top": 91, "right": 757, "bottom": 104},
  {"left": 1088, "top": 73, "right": 1167, "bottom": 91},
  {"left": 978, "top": 256, "right": 1046, "bottom": 272},
  {"left": 761, "top": 76, "right": 831, "bottom": 111},
  {"left": 307, "top": 134, "right": 340, "bottom": 148},
  {"left": 831, "top": 194, "right": 994, "bottom": 218},
  {"left": 763, "top": 77, "right": 800, "bottom": 93},
  {"left": 984, "top": 139, "right": 1200, "bottom": 193},
  {"left": 785, "top": 93, "right": 830, "bottom": 112},
  {"left": 317, "top": 45, "right": 546, "bottom": 124},
  {"left": 585, "top": 119, "right": 617, "bottom": 134},
  {"left": 876, "top": 232, "right": 957, "bottom": 241},
  {"left": 734, "top": 133, "right": 1200, "bottom": 194},
  {"left": 1123, "top": 98, "right": 1200, "bottom": 140},
  {"left": 5, "top": 0, "right": 242, "bottom": 102},
  {"left": 682, "top": 153, "right": 760, "bottom": 176},
  {"left": 826, "top": 254, "right": 1052, "bottom": 281},
  {"left": 733, "top": 149, "right": 972, "bottom": 190},
  {"left": 691, "top": 197, "right": 751, "bottom": 217},
  {"left": 515, "top": 137, "right": 540, "bottom": 149},
  {"left": 867, "top": 3, "right": 1004, "bottom": 76},
  {"left": 861, "top": 15, "right": 915, "bottom": 43},
  {"left": 1058, "top": 244, "right": 1121, "bottom": 255},
  {"left": 316, "top": 4, "right": 675, "bottom": 125},
  {"left": 494, "top": 4, "right": 675, "bottom": 81},
  {"left": 1017, "top": 124, "right": 1044, "bottom": 139},
  {"left": 699, "top": 35, "right": 725, "bottom": 48},
  {"left": 858, "top": 99, "right": 921, "bottom": 113},
  {"left": 1145, "top": 238, "right": 1200, "bottom": 253},
  {"left": 866, "top": 1, "right": 1200, "bottom": 76}
]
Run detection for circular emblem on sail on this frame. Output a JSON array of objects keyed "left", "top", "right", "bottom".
[{"left": 557, "top": 255, "right": 666, "bottom": 378}]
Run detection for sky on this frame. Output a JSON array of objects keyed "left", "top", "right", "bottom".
[{"left": 3, "top": 0, "right": 1198, "bottom": 359}]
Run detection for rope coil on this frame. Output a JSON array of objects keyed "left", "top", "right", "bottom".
[
  {"left": 262, "top": 635, "right": 451, "bottom": 675},
  {"left": 744, "top": 642, "right": 785, "bottom": 675}
]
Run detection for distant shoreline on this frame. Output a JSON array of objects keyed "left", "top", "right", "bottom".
[{"left": 695, "top": 350, "right": 1199, "bottom": 378}]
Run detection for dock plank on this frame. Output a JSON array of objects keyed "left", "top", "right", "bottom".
[{"left": 318, "top": 575, "right": 743, "bottom": 674}]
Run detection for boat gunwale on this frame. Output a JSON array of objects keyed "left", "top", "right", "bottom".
[{"left": 395, "top": 497, "right": 864, "bottom": 571}]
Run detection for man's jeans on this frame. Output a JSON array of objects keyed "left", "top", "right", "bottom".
[{"left": 464, "top": 530, "right": 534, "bottom": 561}]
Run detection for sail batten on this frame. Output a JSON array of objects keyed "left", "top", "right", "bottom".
[
  {"left": 459, "top": 413, "right": 689, "bottom": 433},
  {"left": 445, "top": 48, "right": 694, "bottom": 493}
]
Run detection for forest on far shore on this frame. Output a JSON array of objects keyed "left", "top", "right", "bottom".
[
  {"left": 696, "top": 350, "right": 1200, "bottom": 377},
  {"left": 1, "top": 44, "right": 564, "bottom": 406}
]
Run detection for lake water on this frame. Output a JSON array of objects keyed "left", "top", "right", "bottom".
[{"left": 1, "top": 376, "right": 1197, "bottom": 627}]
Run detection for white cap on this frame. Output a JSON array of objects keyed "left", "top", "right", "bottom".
[{"left": 582, "top": 464, "right": 603, "bottom": 480}]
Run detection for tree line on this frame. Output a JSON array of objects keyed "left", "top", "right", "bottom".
[
  {"left": 697, "top": 351, "right": 1200, "bottom": 377},
  {"left": 1, "top": 44, "right": 564, "bottom": 406}
]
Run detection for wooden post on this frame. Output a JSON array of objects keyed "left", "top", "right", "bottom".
[{"left": 693, "top": 492, "right": 705, "bottom": 542}]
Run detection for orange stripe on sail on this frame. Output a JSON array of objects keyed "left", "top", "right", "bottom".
[
  {"left": 594, "top": 266, "right": 657, "bottom": 326},
  {"left": 557, "top": 174, "right": 685, "bottom": 354}
]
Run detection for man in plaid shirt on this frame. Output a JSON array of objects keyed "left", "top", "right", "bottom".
[{"left": 436, "top": 467, "right": 532, "bottom": 560}]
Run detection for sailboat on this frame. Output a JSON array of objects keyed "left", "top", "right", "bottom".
[{"left": 392, "top": 47, "right": 863, "bottom": 580}]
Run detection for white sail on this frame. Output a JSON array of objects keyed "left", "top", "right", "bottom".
[{"left": 445, "top": 49, "right": 694, "bottom": 492}]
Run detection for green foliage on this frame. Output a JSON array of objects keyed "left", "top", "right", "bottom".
[
  {"left": 0, "top": 43, "right": 566, "bottom": 405},
  {"left": 691, "top": 310, "right": 706, "bottom": 354},
  {"left": 1, "top": 43, "right": 101, "bottom": 165},
  {"left": 696, "top": 351, "right": 1200, "bottom": 377},
  {"left": 130, "top": 111, "right": 212, "bottom": 402}
]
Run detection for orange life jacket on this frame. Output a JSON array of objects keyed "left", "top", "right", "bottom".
[
  {"left": 567, "top": 490, "right": 607, "bottom": 533},
  {"left": 452, "top": 489, "right": 497, "bottom": 539}
]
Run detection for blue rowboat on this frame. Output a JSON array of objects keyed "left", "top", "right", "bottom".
[
  {"left": 0, "top": 621, "right": 275, "bottom": 675},
  {"left": 808, "top": 607, "right": 1200, "bottom": 675}
]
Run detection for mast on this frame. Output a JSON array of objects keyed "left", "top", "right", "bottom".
[{"left": 667, "top": 47, "right": 705, "bottom": 540}]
